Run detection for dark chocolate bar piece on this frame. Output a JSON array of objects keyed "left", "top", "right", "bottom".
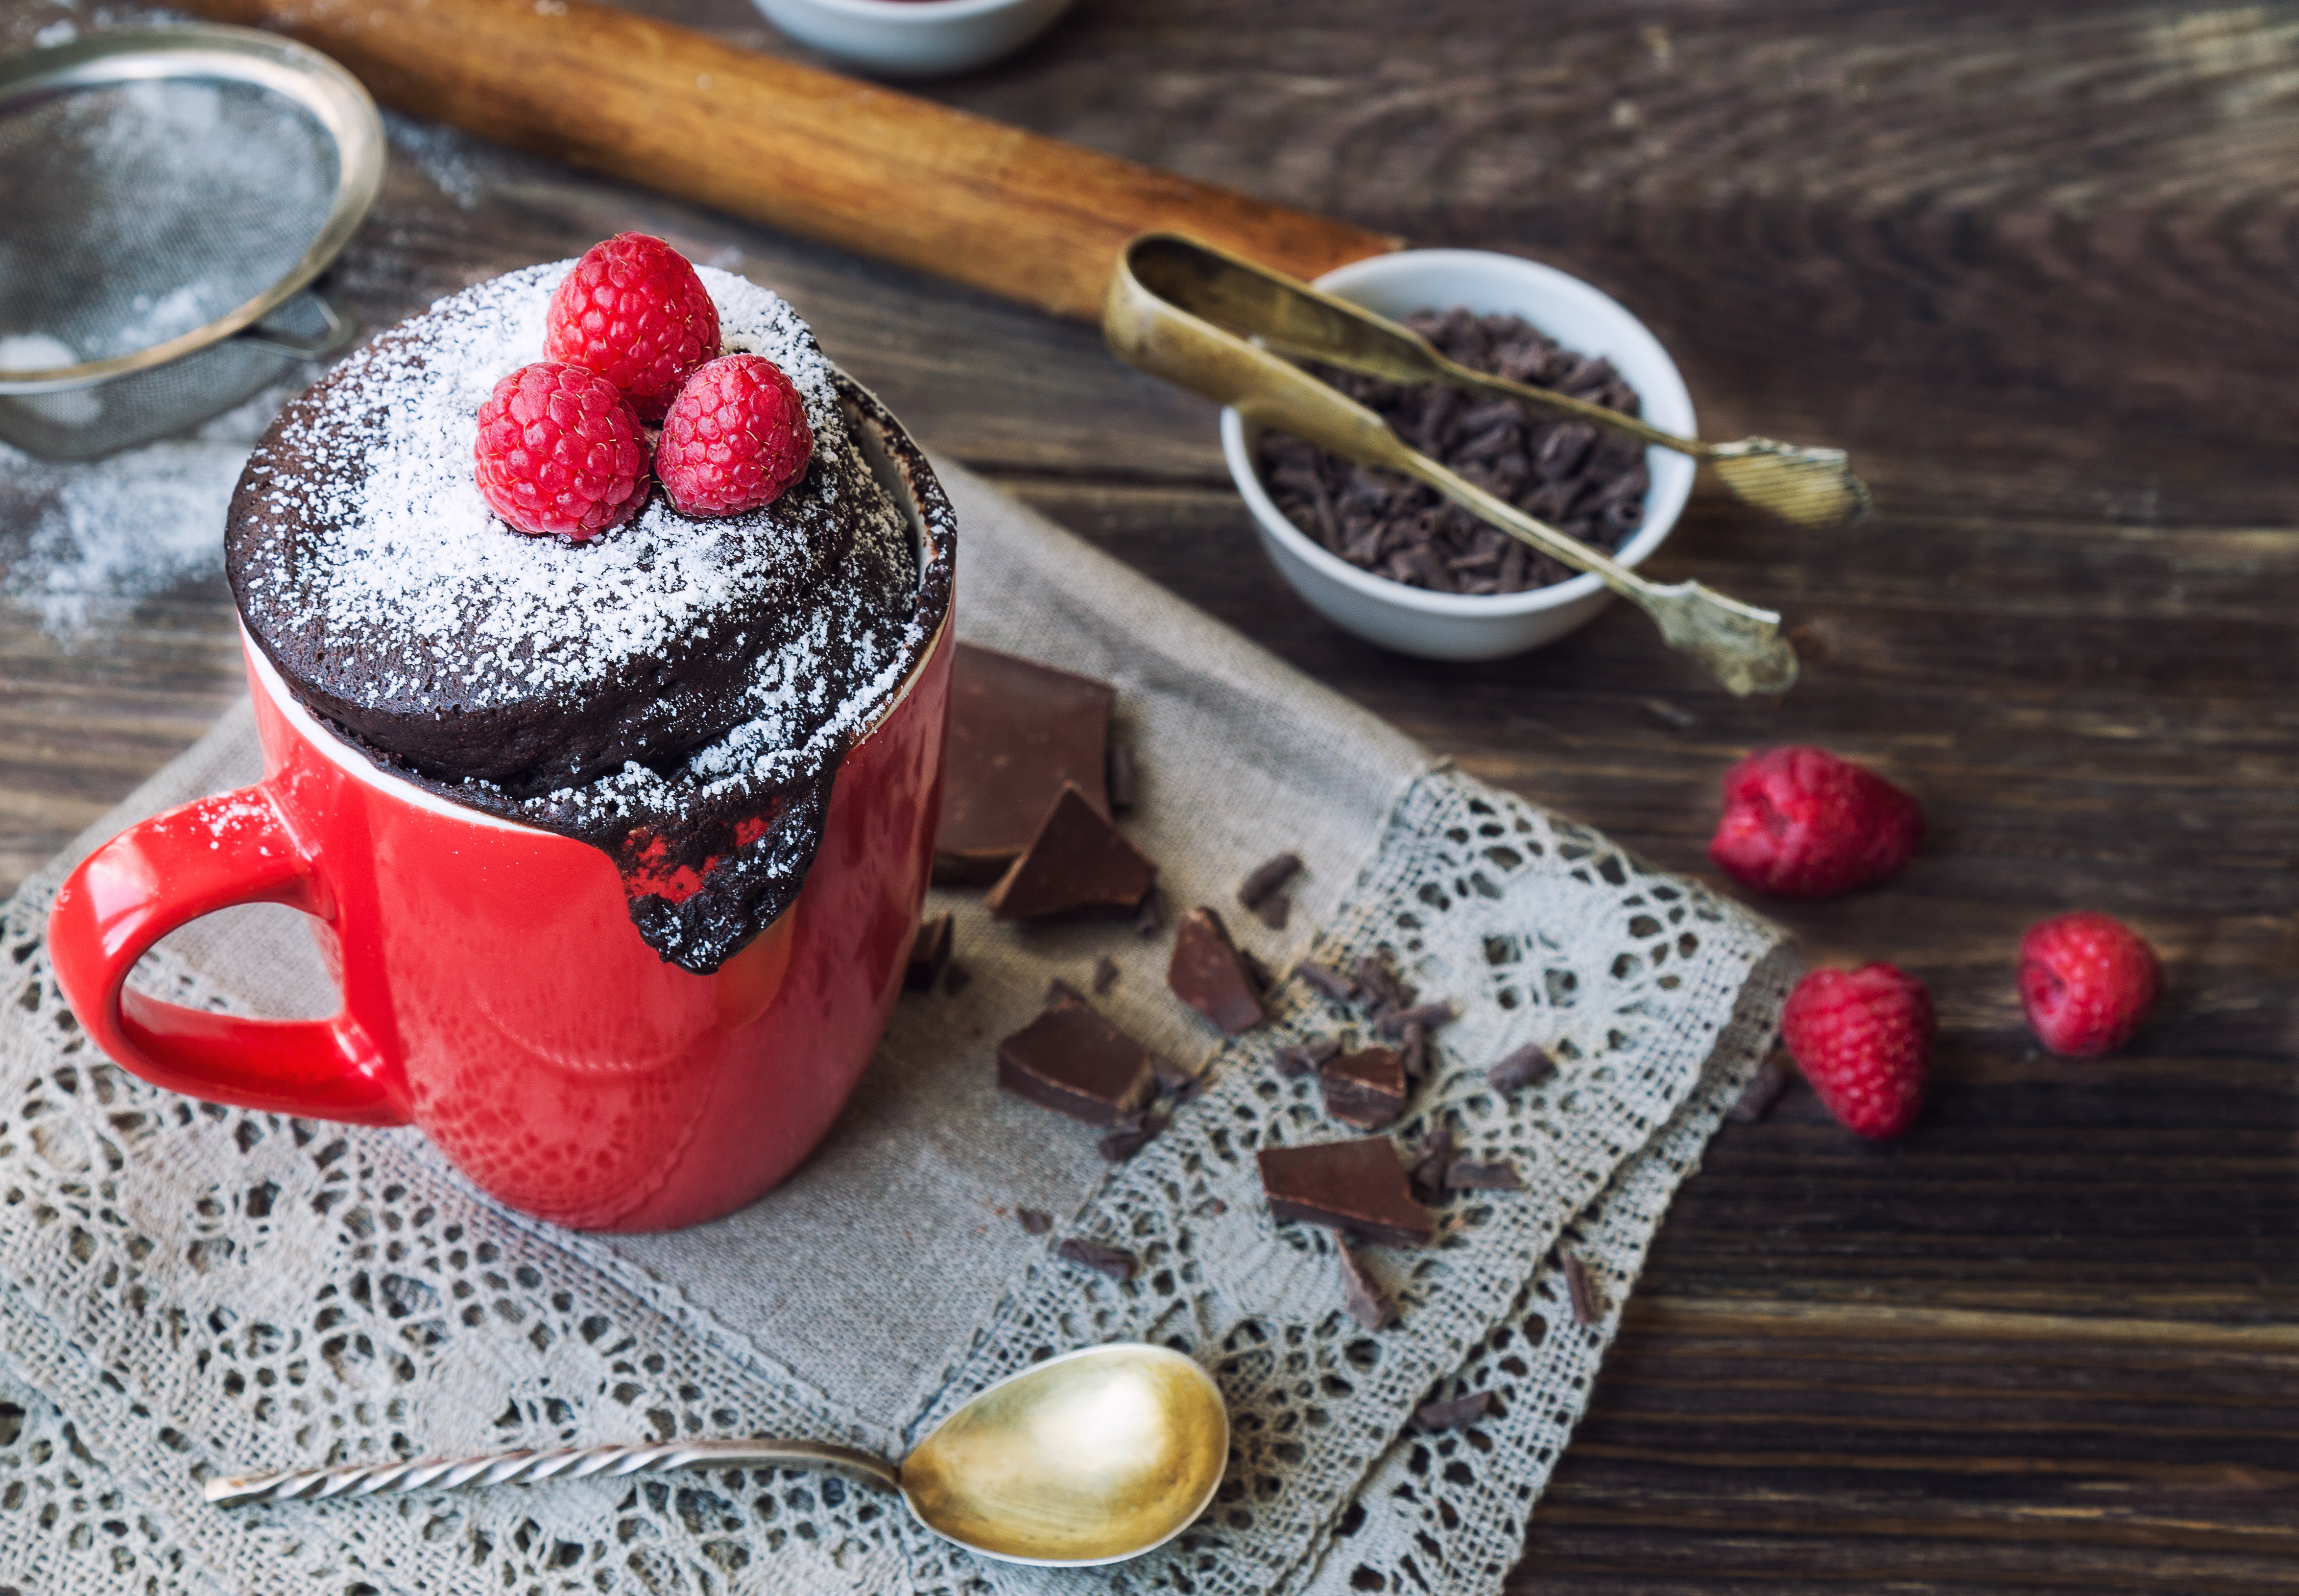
[
  {"left": 1413, "top": 1390, "right": 1495, "bottom": 1431},
  {"left": 1168, "top": 906, "right": 1267, "bottom": 1033},
  {"left": 1057, "top": 1239, "right": 1137, "bottom": 1283},
  {"left": 997, "top": 1002, "right": 1157, "bottom": 1127},
  {"left": 1338, "top": 1242, "right": 1397, "bottom": 1329},
  {"left": 1258, "top": 1137, "right": 1434, "bottom": 1248},
  {"left": 936, "top": 643, "right": 1115, "bottom": 883},
  {"left": 904, "top": 913, "right": 954, "bottom": 992},
  {"left": 1729, "top": 1050, "right": 1794, "bottom": 1123},
  {"left": 1445, "top": 1159, "right": 1523, "bottom": 1191},
  {"left": 1319, "top": 1047, "right": 1409, "bottom": 1129},
  {"left": 1373, "top": 1001, "right": 1455, "bottom": 1039},
  {"left": 1486, "top": 1043, "right": 1555, "bottom": 1093},
  {"left": 1564, "top": 1251, "right": 1602, "bottom": 1325},
  {"left": 985, "top": 782, "right": 1158, "bottom": 919}
]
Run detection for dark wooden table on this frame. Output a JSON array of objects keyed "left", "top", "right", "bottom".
[{"left": 3, "top": 2, "right": 2294, "bottom": 1589}]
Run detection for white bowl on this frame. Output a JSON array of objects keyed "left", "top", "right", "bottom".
[
  {"left": 754, "top": 0, "right": 1076, "bottom": 77},
  {"left": 1220, "top": 249, "right": 1697, "bottom": 661}
]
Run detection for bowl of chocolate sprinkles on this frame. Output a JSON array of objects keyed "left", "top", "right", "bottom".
[{"left": 1221, "top": 248, "right": 1696, "bottom": 660}]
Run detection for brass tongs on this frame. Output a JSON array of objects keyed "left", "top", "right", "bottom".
[{"left": 1103, "top": 232, "right": 1801, "bottom": 696}]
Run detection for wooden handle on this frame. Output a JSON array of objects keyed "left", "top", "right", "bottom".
[{"left": 178, "top": 0, "right": 1398, "bottom": 320}]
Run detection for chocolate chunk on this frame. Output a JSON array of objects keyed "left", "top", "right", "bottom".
[
  {"left": 1445, "top": 1159, "right": 1523, "bottom": 1190},
  {"left": 1017, "top": 1208, "right": 1052, "bottom": 1236},
  {"left": 997, "top": 1002, "right": 1156, "bottom": 1126},
  {"left": 1413, "top": 1390, "right": 1495, "bottom": 1431},
  {"left": 941, "top": 962, "right": 972, "bottom": 997},
  {"left": 1729, "top": 1050, "right": 1794, "bottom": 1123},
  {"left": 1097, "top": 1112, "right": 1167, "bottom": 1162},
  {"left": 1168, "top": 906, "right": 1267, "bottom": 1033},
  {"left": 1486, "top": 1043, "right": 1554, "bottom": 1093},
  {"left": 1297, "top": 961, "right": 1358, "bottom": 1003},
  {"left": 1338, "top": 1242, "right": 1397, "bottom": 1329},
  {"left": 1407, "top": 1125, "right": 1454, "bottom": 1204},
  {"left": 1254, "top": 891, "right": 1292, "bottom": 931},
  {"left": 1238, "top": 852, "right": 1303, "bottom": 910},
  {"left": 1275, "top": 1035, "right": 1342, "bottom": 1077},
  {"left": 1319, "top": 1047, "right": 1410, "bottom": 1129},
  {"left": 904, "top": 913, "right": 954, "bottom": 992},
  {"left": 1564, "top": 1251, "right": 1602, "bottom": 1325},
  {"left": 1091, "top": 954, "right": 1122, "bottom": 996},
  {"left": 1134, "top": 886, "right": 1163, "bottom": 937},
  {"left": 1374, "top": 1001, "right": 1455, "bottom": 1039},
  {"left": 1106, "top": 738, "right": 1136, "bottom": 812},
  {"left": 1057, "top": 1239, "right": 1137, "bottom": 1283},
  {"left": 1151, "top": 1054, "right": 1202, "bottom": 1100},
  {"left": 984, "top": 783, "right": 1157, "bottom": 919},
  {"left": 936, "top": 643, "right": 1115, "bottom": 882},
  {"left": 1258, "top": 1138, "right": 1434, "bottom": 1248}
]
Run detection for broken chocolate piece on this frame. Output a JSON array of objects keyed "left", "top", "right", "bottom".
[
  {"left": 1238, "top": 852, "right": 1303, "bottom": 910},
  {"left": 905, "top": 913, "right": 954, "bottom": 992},
  {"left": 1253, "top": 892, "right": 1292, "bottom": 931},
  {"left": 1106, "top": 738, "right": 1136, "bottom": 812},
  {"left": 1168, "top": 906, "right": 1267, "bottom": 1033},
  {"left": 1338, "top": 1242, "right": 1397, "bottom": 1329},
  {"left": 941, "top": 962, "right": 972, "bottom": 998},
  {"left": 1407, "top": 1125, "right": 1454, "bottom": 1204},
  {"left": 1319, "top": 1047, "right": 1410, "bottom": 1129},
  {"left": 997, "top": 1002, "right": 1156, "bottom": 1126},
  {"left": 1396, "top": 1022, "right": 1428, "bottom": 1084},
  {"left": 1486, "top": 1043, "right": 1555, "bottom": 1093},
  {"left": 1413, "top": 1390, "right": 1495, "bottom": 1431},
  {"left": 1097, "top": 1112, "right": 1167, "bottom": 1162},
  {"left": 1091, "top": 955, "right": 1122, "bottom": 995},
  {"left": 1445, "top": 1159, "right": 1524, "bottom": 1191},
  {"left": 1017, "top": 1208, "right": 1052, "bottom": 1236},
  {"left": 936, "top": 643, "right": 1115, "bottom": 883},
  {"left": 1297, "top": 961, "right": 1358, "bottom": 1003},
  {"left": 1275, "top": 1035, "right": 1342, "bottom": 1077},
  {"left": 1151, "top": 1054, "right": 1202, "bottom": 1100},
  {"left": 985, "top": 782, "right": 1158, "bottom": 919},
  {"left": 1729, "top": 1050, "right": 1794, "bottom": 1123},
  {"left": 1258, "top": 1138, "right": 1434, "bottom": 1247},
  {"left": 1057, "top": 1239, "right": 1137, "bottom": 1282},
  {"left": 1374, "top": 1001, "right": 1456, "bottom": 1039},
  {"left": 1563, "top": 1251, "right": 1601, "bottom": 1325}
]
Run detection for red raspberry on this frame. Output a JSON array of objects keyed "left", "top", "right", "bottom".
[
  {"left": 544, "top": 233, "right": 720, "bottom": 423},
  {"left": 655, "top": 354, "right": 814, "bottom": 517},
  {"left": 1710, "top": 745, "right": 1923, "bottom": 898},
  {"left": 1781, "top": 963, "right": 1933, "bottom": 1140},
  {"left": 2019, "top": 910, "right": 2161, "bottom": 1058},
  {"left": 472, "top": 362, "right": 649, "bottom": 541}
]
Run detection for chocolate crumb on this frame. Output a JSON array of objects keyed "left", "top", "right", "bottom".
[
  {"left": 1091, "top": 955, "right": 1122, "bottom": 996},
  {"left": 1057, "top": 1239, "right": 1137, "bottom": 1283},
  {"left": 1445, "top": 1159, "right": 1524, "bottom": 1191},
  {"left": 1275, "top": 1035, "right": 1342, "bottom": 1077},
  {"left": 1238, "top": 852, "right": 1303, "bottom": 910},
  {"left": 1564, "top": 1251, "right": 1602, "bottom": 1325},
  {"left": 1397, "top": 1022, "right": 1428, "bottom": 1083},
  {"left": 941, "top": 962, "right": 972, "bottom": 997},
  {"left": 1151, "top": 1054, "right": 1202, "bottom": 1100},
  {"left": 1486, "top": 1043, "right": 1554, "bottom": 1093},
  {"left": 1413, "top": 1390, "right": 1496, "bottom": 1432},
  {"left": 1641, "top": 697, "right": 1699, "bottom": 731},
  {"left": 1097, "top": 1113, "right": 1167, "bottom": 1162},
  {"left": 905, "top": 913, "right": 954, "bottom": 992},
  {"left": 1729, "top": 1050, "right": 1794, "bottom": 1123},
  {"left": 1298, "top": 961, "right": 1358, "bottom": 1003},
  {"left": 1016, "top": 1208, "right": 1052, "bottom": 1236},
  {"left": 1374, "top": 1001, "right": 1456, "bottom": 1039},
  {"left": 1407, "top": 1125, "right": 1454, "bottom": 1204},
  {"left": 1254, "top": 891, "right": 1292, "bottom": 931},
  {"left": 1353, "top": 953, "right": 1413, "bottom": 1016},
  {"left": 1106, "top": 738, "right": 1136, "bottom": 812},
  {"left": 1338, "top": 1242, "right": 1397, "bottom": 1329},
  {"left": 1134, "top": 887, "right": 1164, "bottom": 938}
]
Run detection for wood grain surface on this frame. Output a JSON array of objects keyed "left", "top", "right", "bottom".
[{"left": 0, "top": 1, "right": 2293, "bottom": 1590}]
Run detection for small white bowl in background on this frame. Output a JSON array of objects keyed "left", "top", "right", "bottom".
[
  {"left": 1220, "top": 249, "right": 1697, "bottom": 661},
  {"left": 754, "top": 0, "right": 1076, "bottom": 77}
]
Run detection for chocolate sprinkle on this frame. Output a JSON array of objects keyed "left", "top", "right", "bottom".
[
  {"left": 1275, "top": 1035, "right": 1343, "bottom": 1077},
  {"left": 1486, "top": 1043, "right": 1555, "bottom": 1093},
  {"left": 1374, "top": 1001, "right": 1456, "bottom": 1039},
  {"left": 1016, "top": 1208, "right": 1052, "bottom": 1236},
  {"left": 1413, "top": 1390, "right": 1496, "bottom": 1432},
  {"left": 1445, "top": 1159, "right": 1524, "bottom": 1191},
  {"left": 1564, "top": 1251, "right": 1602, "bottom": 1325},
  {"left": 1298, "top": 961, "right": 1357, "bottom": 1003},
  {"left": 1729, "top": 1050, "right": 1795, "bottom": 1123},
  {"left": 1338, "top": 1242, "right": 1397, "bottom": 1329},
  {"left": 904, "top": 913, "right": 953, "bottom": 992},
  {"left": 1057, "top": 1239, "right": 1137, "bottom": 1283}
]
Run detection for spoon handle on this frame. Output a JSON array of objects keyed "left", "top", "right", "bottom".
[{"left": 205, "top": 1437, "right": 901, "bottom": 1507}]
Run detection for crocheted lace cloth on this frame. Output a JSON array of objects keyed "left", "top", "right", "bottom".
[{"left": 0, "top": 460, "right": 1790, "bottom": 1596}]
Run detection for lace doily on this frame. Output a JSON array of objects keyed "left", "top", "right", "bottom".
[{"left": 0, "top": 766, "right": 1788, "bottom": 1596}]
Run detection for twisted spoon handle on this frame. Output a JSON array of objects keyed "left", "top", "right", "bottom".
[{"left": 206, "top": 1437, "right": 900, "bottom": 1507}]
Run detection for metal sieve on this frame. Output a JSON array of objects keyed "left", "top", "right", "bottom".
[{"left": 0, "top": 24, "right": 384, "bottom": 460}]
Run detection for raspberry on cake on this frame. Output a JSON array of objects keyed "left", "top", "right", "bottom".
[
  {"left": 657, "top": 354, "right": 815, "bottom": 517},
  {"left": 544, "top": 233, "right": 722, "bottom": 423},
  {"left": 472, "top": 362, "right": 649, "bottom": 540}
]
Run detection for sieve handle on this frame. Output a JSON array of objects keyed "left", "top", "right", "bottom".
[{"left": 233, "top": 291, "right": 353, "bottom": 359}]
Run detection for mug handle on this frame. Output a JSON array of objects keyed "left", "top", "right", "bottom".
[{"left": 46, "top": 784, "right": 409, "bottom": 1126}]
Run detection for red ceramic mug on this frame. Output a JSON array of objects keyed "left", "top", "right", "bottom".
[{"left": 47, "top": 390, "right": 954, "bottom": 1232}]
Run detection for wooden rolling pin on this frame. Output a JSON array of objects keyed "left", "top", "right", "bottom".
[{"left": 180, "top": 0, "right": 1397, "bottom": 320}]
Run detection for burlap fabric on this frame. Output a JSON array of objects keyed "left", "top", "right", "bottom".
[{"left": 0, "top": 460, "right": 1791, "bottom": 1595}]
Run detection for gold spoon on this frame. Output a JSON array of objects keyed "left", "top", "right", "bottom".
[
  {"left": 1105, "top": 233, "right": 1800, "bottom": 696},
  {"left": 206, "top": 1342, "right": 1228, "bottom": 1569},
  {"left": 1123, "top": 231, "right": 1868, "bottom": 529}
]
